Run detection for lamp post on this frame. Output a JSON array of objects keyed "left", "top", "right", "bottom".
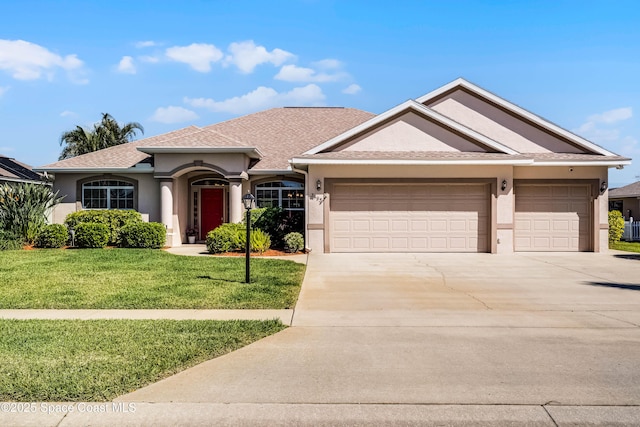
[{"left": 242, "top": 192, "right": 255, "bottom": 283}]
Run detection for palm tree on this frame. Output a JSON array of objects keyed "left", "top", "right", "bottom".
[{"left": 59, "top": 113, "right": 144, "bottom": 160}]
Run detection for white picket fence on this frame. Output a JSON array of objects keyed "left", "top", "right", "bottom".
[{"left": 623, "top": 220, "right": 640, "bottom": 241}]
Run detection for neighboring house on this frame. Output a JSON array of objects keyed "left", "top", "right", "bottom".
[
  {"left": 0, "top": 154, "right": 45, "bottom": 184},
  {"left": 37, "top": 78, "right": 630, "bottom": 253},
  {"left": 609, "top": 182, "right": 640, "bottom": 221}
]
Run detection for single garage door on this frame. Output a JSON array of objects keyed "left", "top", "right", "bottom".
[
  {"left": 514, "top": 184, "right": 591, "bottom": 252},
  {"left": 330, "top": 183, "right": 489, "bottom": 253}
]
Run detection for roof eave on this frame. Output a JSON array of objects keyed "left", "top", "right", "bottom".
[
  {"left": 290, "top": 158, "right": 533, "bottom": 166},
  {"left": 34, "top": 166, "right": 155, "bottom": 173},
  {"left": 528, "top": 160, "right": 632, "bottom": 167},
  {"left": 137, "top": 146, "right": 263, "bottom": 159}
]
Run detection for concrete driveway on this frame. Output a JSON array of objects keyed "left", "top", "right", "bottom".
[{"left": 118, "top": 252, "right": 640, "bottom": 425}]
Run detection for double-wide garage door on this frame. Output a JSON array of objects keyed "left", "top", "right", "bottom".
[
  {"left": 330, "top": 183, "right": 489, "bottom": 253},
  {"left": 514, "top": 184, "right": 591, "bottom": 252}
]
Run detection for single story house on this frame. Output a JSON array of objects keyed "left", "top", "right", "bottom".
[
  {"left": 609, "top": 182, "right": 640, "bottom": 221},
  {"left": 1, "top": 154, "right": 45, "bottom": 184},
  {"left": 37, "top": 78, "right": 630, "bottom": 253}
]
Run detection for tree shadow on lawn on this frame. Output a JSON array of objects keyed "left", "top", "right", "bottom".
[{"left": 585, "top": 281, "right": 640, "bottom": 291}]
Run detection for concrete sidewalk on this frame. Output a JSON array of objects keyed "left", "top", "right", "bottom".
[{"left": 4, "top": 402, "right": 640, "bottom": 426}]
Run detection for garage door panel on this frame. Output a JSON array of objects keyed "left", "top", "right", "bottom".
[
  {"left": 515, "top": 184, "right": 590, "bottom": 252},
  {"left": 331, "top": 183, "right": 489, "bottom": 253}
]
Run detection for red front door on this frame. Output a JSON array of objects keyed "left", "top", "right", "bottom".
[{"left": 201, "top": 188, "right": 224, "bottom": 239}]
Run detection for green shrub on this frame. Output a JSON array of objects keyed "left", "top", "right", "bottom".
[
  {"left": 120, "top": 222, "right": 166, "bottom": 249},
  {"left": 206, "top": 223, "right": 244, "bottom": 254},
  {"left": 247, "top": 229, "right": 271, "bottom": 254},
  {"left": 253, "top": 207, "right": 304, "bottom": 249},
  {"left": 609, "top": 210, "right": 625, "bottom": 243},
  {"left": 241, "top": 207, "right": 267, "bottom": 228},
  {"left": 284, "top": 232, "right": 304, "bottom": 253},
  {"left": 75, "top": 222, "right": 109, "bottom": 248},
  {"left": 36, "top": 224, "right": 68, "bottom": 248},
  {"left": 0, "top": 229, "right": 23, "bottom": 251},
  {"left": 65, "top": 210, "right": 142, "bottom": 245},
  {"left": 0, "top": 182, "right": 64, "bottom": 244}
]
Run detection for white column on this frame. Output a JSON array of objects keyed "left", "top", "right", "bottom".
[
  {"left": 229, "top": 180, "right": 243, "bottom": 223},
  {"left": 160, "top": 179, "right": 175, "bottom": 245}
]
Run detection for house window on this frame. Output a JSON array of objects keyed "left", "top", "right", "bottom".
[
  {"left": 255, "top": 181, "right": 304, "bottom": 211},
  {"left": 82, "top": 180, "right": 134, "bottom": 209}
]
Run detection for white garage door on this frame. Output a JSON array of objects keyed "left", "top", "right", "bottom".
[
  {"left": 514, "top": 184, "right": 591, "bottom": 252},
  {"left": 330, "top": 183, "right": 489, "bottom": 253}
]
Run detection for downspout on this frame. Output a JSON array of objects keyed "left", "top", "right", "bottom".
[{"left": 291, "top": 165, "right": 311, "bottom": 252}]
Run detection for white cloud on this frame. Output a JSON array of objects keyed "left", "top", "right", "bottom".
[
  {"left": 274, "top": 64, "right": 347, "bottom": 83},
  {"left": 342, "top": 84, "right": 361, "bottom": 95},
  {"left": 60, "top": 110, "right": 77, "bottom": 117},
  {"left": 185, "top": 84, "right": 325, "bottom": 115},
  {"left": 139, "top": 55, "right": 160, "bottom": 63},
  {"left": 150, "top": 106, "right": 199, "bottom": 124},
  {"left": 0, "top": 39, "right": 85, "bottom": 81},
  {"left": 135, "top": 41, "right": 158, "bottom": 48},
  {"left": 574, "top": 107, "right": 633, "bottom": 143},
  {"left": 117, "top": 56, "right": 136, "bottom": 74},
  {"left": 224, "top": 40, "right": 294, "bottom": 74},
  {"left": 587, "top": 107, "right": 632, "bottom": 124},
  {"left": 165, "top": 43, "right": 223, "bottom": 72},
  {"left": 313, "top": 58, "right": 342, "bottom": 69}
]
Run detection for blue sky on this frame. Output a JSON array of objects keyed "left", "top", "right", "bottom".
[{"left": 0, "top": 0, "right": 638, "bottom": 186}]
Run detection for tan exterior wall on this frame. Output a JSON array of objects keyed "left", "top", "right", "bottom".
[
  {"left": 51, "top": 172, "right": 159, "bottom": 224},
  {"left": 428, "top": 90, "right": 585, "bottom": 154},
  {"left": 340, "top": 112, "right": 485, "bottom": 152}
]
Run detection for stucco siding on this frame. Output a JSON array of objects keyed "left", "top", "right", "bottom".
[
  {"left": 339, "top": 112, "right": 487, "bottom": 152},
  {"left": 428, "top": 90, "right": 586, "bottom": 154}
]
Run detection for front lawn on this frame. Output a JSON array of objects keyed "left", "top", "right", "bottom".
[
  {"left": 0, "top": 249, "right": 304, "bottom": 309},
  {"left": 610, "top": 241, "right": 640, "bottom": 253},
  {"left": 0, "top": 319, "right": 285, "bottom": 401}
]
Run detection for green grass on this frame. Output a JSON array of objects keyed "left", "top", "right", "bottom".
[
  {"left": 0, "top": 319, "right": 285, "bottom": 401},
  {"left": 0, "top": 249, "right": 305, "bottom": 309},
  {"left": 610, "top": 241, "right": 640, "bottom": 253}
]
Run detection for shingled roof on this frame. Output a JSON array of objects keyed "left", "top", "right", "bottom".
[
  {"left": 610, "top": 181, "right": 640, "bottom": 198},
  {"left": 0, "top": 155, "right": 43, "bottom": 183},
  {"left": 39, "top": 108, "right": 375, "bottom": 171}
]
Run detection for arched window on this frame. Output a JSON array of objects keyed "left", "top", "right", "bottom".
[
  {"left": 255, "top": 181, "right": 304, "bottom": 211},
  {"left": 82, "top": 180, "right": 135, "bottom": 209}
]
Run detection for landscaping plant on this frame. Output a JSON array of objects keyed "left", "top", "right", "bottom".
[
  {"left": 120, "top": 222, "right": 166, "bottom": 248},
  {"left": 74, "top": 222, "right": 109, "bottom": 248},
  {"left": 608, "top": 210, "right": 625, "bottom": 243},
  {"left": 35, "top": 224, "right": 68, "bottom": 248},
  {"left": 0, "top": 182, "right": 64, "bottom": 245},
  {"left": 206, "top": 223, "right": 244, "bottom": 253},
  {"left": 252, "top": 207, "right": 303, "bottom": 249},
  {"left": 284, "top": 232, "right": 304, "bottom": 253},
  {"left": 65, "top": 210, "right": 142, "bottom": 245}
]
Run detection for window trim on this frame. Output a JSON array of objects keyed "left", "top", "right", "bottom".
[
  {"left": 76, "top": 175, "right": 138, "bottom": 211},
  {"left": 254, "top": 179, "right": 305, "bottom": 211}
]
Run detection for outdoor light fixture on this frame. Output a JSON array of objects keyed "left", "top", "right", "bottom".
[
  {"left": 242, "top": 192, "right": 255, "bottom": 283},
  {"left": 69, "top": 227, "right": 75, "bottom": 247},
  {"left": 316, "top": 179, "right": 322, "bottom": 191},
  {"left": 501, "top": 180, "right": 507, "bottom": 191},
  {"left": 600, "top": 181, "right": 607, "bottom": 193},
  {"left": 242, "top": 192, "right": 255, "bottom": 210}
]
